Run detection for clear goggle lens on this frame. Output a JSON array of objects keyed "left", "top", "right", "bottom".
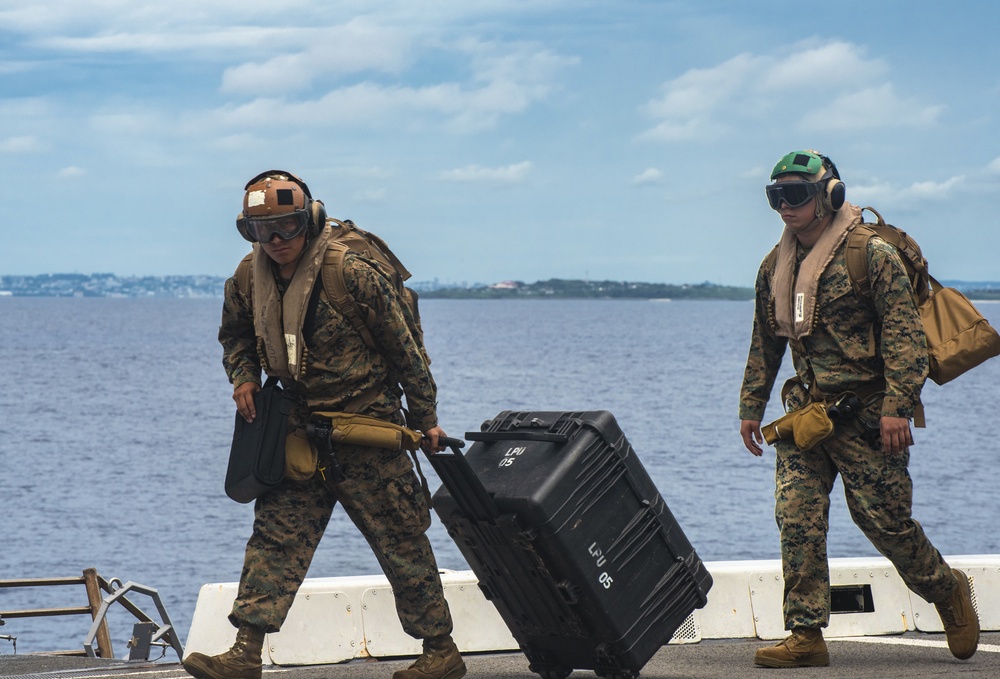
[
  {"left": 245, "top": 211, "right": 308, "bottom": 242},
  {"left": 765, "top": 181, "right": 822, "bottom": 210}
]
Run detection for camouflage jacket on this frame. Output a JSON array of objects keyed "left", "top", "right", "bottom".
[
  {"left": 739, "top": 233, "right": 928, "bottom": 422},
  {"left": 219, "top": 252, "right": 438, "bottom": 432}
]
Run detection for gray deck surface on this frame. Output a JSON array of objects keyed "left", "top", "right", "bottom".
[{"left": 2, "top": 633, "right": 998, "bottom": 679}]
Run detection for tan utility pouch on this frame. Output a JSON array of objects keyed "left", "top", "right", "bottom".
[
  {"left": 311, "top": 411, "right": 423, "bottom": 451},
  {"left": 284, "top": 413, "right": 424, "bottom": 482},
  {"left": 762, "top": 401, "right": 834, "bottom": 451},
  {"left": 285, "top": 428, "right": 318, "bottom": 482}
]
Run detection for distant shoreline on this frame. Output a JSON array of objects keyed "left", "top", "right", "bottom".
[
  {"left": 420, "top": 279, "right": 755, "bottom": 300},
  {"left": 0, "top": 274, "right": 755, "bottom": 300},
  {"left": 3, "top": 274, "right": 1000, "bottom": 300}
]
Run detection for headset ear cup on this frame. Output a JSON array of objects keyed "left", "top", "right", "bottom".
[
  {"left": 827, "top": 179, "right": 846, "bottom": 211},
  {"left": 310, "top": 199, "right": 327, "bottom": 235}
]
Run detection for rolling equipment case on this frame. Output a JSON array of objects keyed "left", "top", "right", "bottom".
[{"left": 429, "top": 410, "right": 712, "bottom": 679}]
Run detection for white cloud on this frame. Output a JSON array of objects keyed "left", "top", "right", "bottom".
[
  {"left": 0, "top": 1, "right": 562, "bottom": 39},
  {"left": 222, "top": 53, "right": 315, "bottom": 94},
  {"left": 897, "top": 176, "right": 964, "bottom": 201},
  {"left": 640, "top": 40, "right": 941, "bottom": 142},
  {"left": 211, "top": 133, "right": 260, "bottom": 151},
  {"left": 741, "top": 165, "right": 770, "bottom": 180},
  {"left": 987, "top": 157, "right": 1000, "bottom": 175},
  {"left": 643, "top": 53, "right": 760, "bottom": 122},
  {"left": 638, "top": 118, "right": 722, "bottom": 142},
  {"left": 2, "top": 2, "right": 314, "bottom": 42},
  {"left": 0, "top": 136, "right": 42, "bottom": 153},
  {"left": 57, "top": 166, "right": 86, "bottom": 177},
  {"left": 189, "top": 35, "right": 577, "bottom": 135},
  {"left": 333, "top": 165, "right": 395, "bottom": 180},
  {"left": 759, "top": 41, "right": 887, "bottom": 91},
  {"left": 0, "top": 97, "right": 53, "bottom": 119},
  {"left": 210, "top": 54, "right": 564, "bottom": 133},
  {"left": 5, "top": 5, "right": 576, "bottom": 142},
  {"left": 352, "top": 188, "right": 388, "bottom": 202},
  {"left": 801, "top": 84, "right": 944, "bottom": 130},
  {"left": 444, "top": 41, "right": 577, "bottom": 132},
  {"left": 40, "top": 29, "right": 263, "bottom": 54},
  {"left": 220, "top": 20, "right": 411, "bottom": 95},
  {"left": 440, "top": 161, "right": 533, "bottom": 183},
  {"left": 849, "top": 175, "right": 965, "bottom": 204},
  {"left": 213, "top": 82, "right": 467, "bottom": 129},
  {"left": 632, "top": 168, "right": 664, "bottom": 186}
]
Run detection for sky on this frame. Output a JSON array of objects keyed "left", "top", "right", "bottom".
[{"left": 2, "top": 0, "right": 1000, "bottom": 287}]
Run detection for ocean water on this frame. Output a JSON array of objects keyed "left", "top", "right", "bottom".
[{"left": 2, "top": 297, "right": 998, "bottom": 655}]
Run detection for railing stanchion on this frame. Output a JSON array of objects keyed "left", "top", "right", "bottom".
[{"left": 82, "top": 568, "right": 114, "bottom": 658}]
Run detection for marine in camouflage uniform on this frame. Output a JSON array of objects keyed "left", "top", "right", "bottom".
[
  {"left": 738, "top": 151, "right": 979, "bottom": 668},
  {"left": 183, "top": 171, "right": 464, "bottom": 679},
  {"left": 219, "top": 252, "right": 451, "bottom": 638}
]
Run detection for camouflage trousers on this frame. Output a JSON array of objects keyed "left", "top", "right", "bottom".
[
  {"left": 229, "top": 443, "right": 453, "bottom": 639},
  {"left": 774, "top": 417, "right": 955, "bottom": 629}
]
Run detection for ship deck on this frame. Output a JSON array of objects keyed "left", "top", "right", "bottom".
[{"left": 3, "top": 632, "right": 999, "bottom": 679}]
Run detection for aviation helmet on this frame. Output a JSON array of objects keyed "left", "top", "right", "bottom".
[
  {"left": 236, "top": 170, "right": 326, "bottom": 243},
  {"left": 765, "top": 150, "right": 845, "bottom": 213}
]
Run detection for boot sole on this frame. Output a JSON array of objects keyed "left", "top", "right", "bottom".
[
  {"left": 391, "top": 659, "right": 466, "bottom": 679},
  {"left": 946, "top": 569, "right": 980, "bottom": 660},
  {"left": 182, "top": 654, "right": 216, "bottom": 679},
  {"left": 182, "top": 655, "right": 262, "bottom": 679},
  {"left": 754, "top": 652, "right": 830, "bottom": 668}
]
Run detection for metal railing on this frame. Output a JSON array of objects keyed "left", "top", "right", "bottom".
[{"left": 0, "top": 567, "right": 183, "bottom": 661}]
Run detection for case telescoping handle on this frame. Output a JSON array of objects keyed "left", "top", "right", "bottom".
[
  {"left": 435, "top": 436, "right": 467, "bottom": 450},
  {"left": 425, "top": 437, "right": 499, "bottom": 522},
  {"left": 467, "top": 416, "right": 616, "bottom": 447}
]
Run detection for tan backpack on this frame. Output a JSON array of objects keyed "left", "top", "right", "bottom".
[
  {"left": 842, "top": 207, "right": 1000, "bottom": 385},
  {"left": 235, "top": 218, "right": 429, "bottom": 364}
]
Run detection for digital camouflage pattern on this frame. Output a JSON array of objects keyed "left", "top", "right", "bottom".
[
  {"left": 229, "top": 445, "right": 451, "bottom": 637},
  {"left": 774, "top": 428, "right": 953, "bottom": 628},
  {"left": 220, "top": 252, "right": 438, "bottom": 432},
  {"left": 740, "top": 234, "right": 928, "bottom": 422},
  {"left": 740, "top": 222, "right": 954, "bottom": 630},
  {"left": 219, "top": 252, "right": 451, "bottom": 637}
]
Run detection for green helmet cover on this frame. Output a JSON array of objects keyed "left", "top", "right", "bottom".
[{"left": 771, "top": 150, "right": 825, "bottom": 180}]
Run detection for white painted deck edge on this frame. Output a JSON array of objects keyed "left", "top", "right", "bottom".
[{"left": 184, "top": 555, "right": 1000, "bottom": 666}]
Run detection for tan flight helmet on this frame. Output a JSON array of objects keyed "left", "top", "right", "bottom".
[{"left": 236, "top": 170, "right": 327, "bottom": 243}]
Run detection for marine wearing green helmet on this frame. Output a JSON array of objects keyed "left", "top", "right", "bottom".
[
  {"left": 764, "top": 149, "right": 846, "bottom": 226},
  {"left": 770, "top": 149, "right": 827, "bottom": 179},
  {"left": 739, "top": 150, "right": 981, "bottom": 669}
]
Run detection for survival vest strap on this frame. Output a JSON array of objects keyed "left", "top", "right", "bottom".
[
  {"left": 233, "top": 218, "right": 429, "bottom": 365},
  {"left": 845, "top": 207, "right": 930, "bottom": 306},
  {"left": 759, "top": 207, "right": 929, "bottom": 302},
  {"left": 764, "top": 206, "right": 1000, "bottom": 392}
]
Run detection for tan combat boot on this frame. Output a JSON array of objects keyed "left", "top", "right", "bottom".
[
  {"left": 935, "top": 568, "right": 980, "bottom": 660},
  {"left": 392, "top": 634, "right": 467, "bottom": 679},
  {"left": 754, "top": 627, "right": 830, "bottom": 668},
  {"left": 182, "top": 624, "right": 266, "bottom": 679}
]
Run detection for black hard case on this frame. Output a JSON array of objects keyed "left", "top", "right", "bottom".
[{"left": 429, "top": 411, "right": 712, "bottom": 679}]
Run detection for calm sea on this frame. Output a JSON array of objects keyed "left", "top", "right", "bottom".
[{"left": 2, "top": 297, "right": 998, "bottom": 655}]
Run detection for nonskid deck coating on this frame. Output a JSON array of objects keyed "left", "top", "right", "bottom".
[{"left": 2, "top": 633, "right": 999, "bottom": 679}]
